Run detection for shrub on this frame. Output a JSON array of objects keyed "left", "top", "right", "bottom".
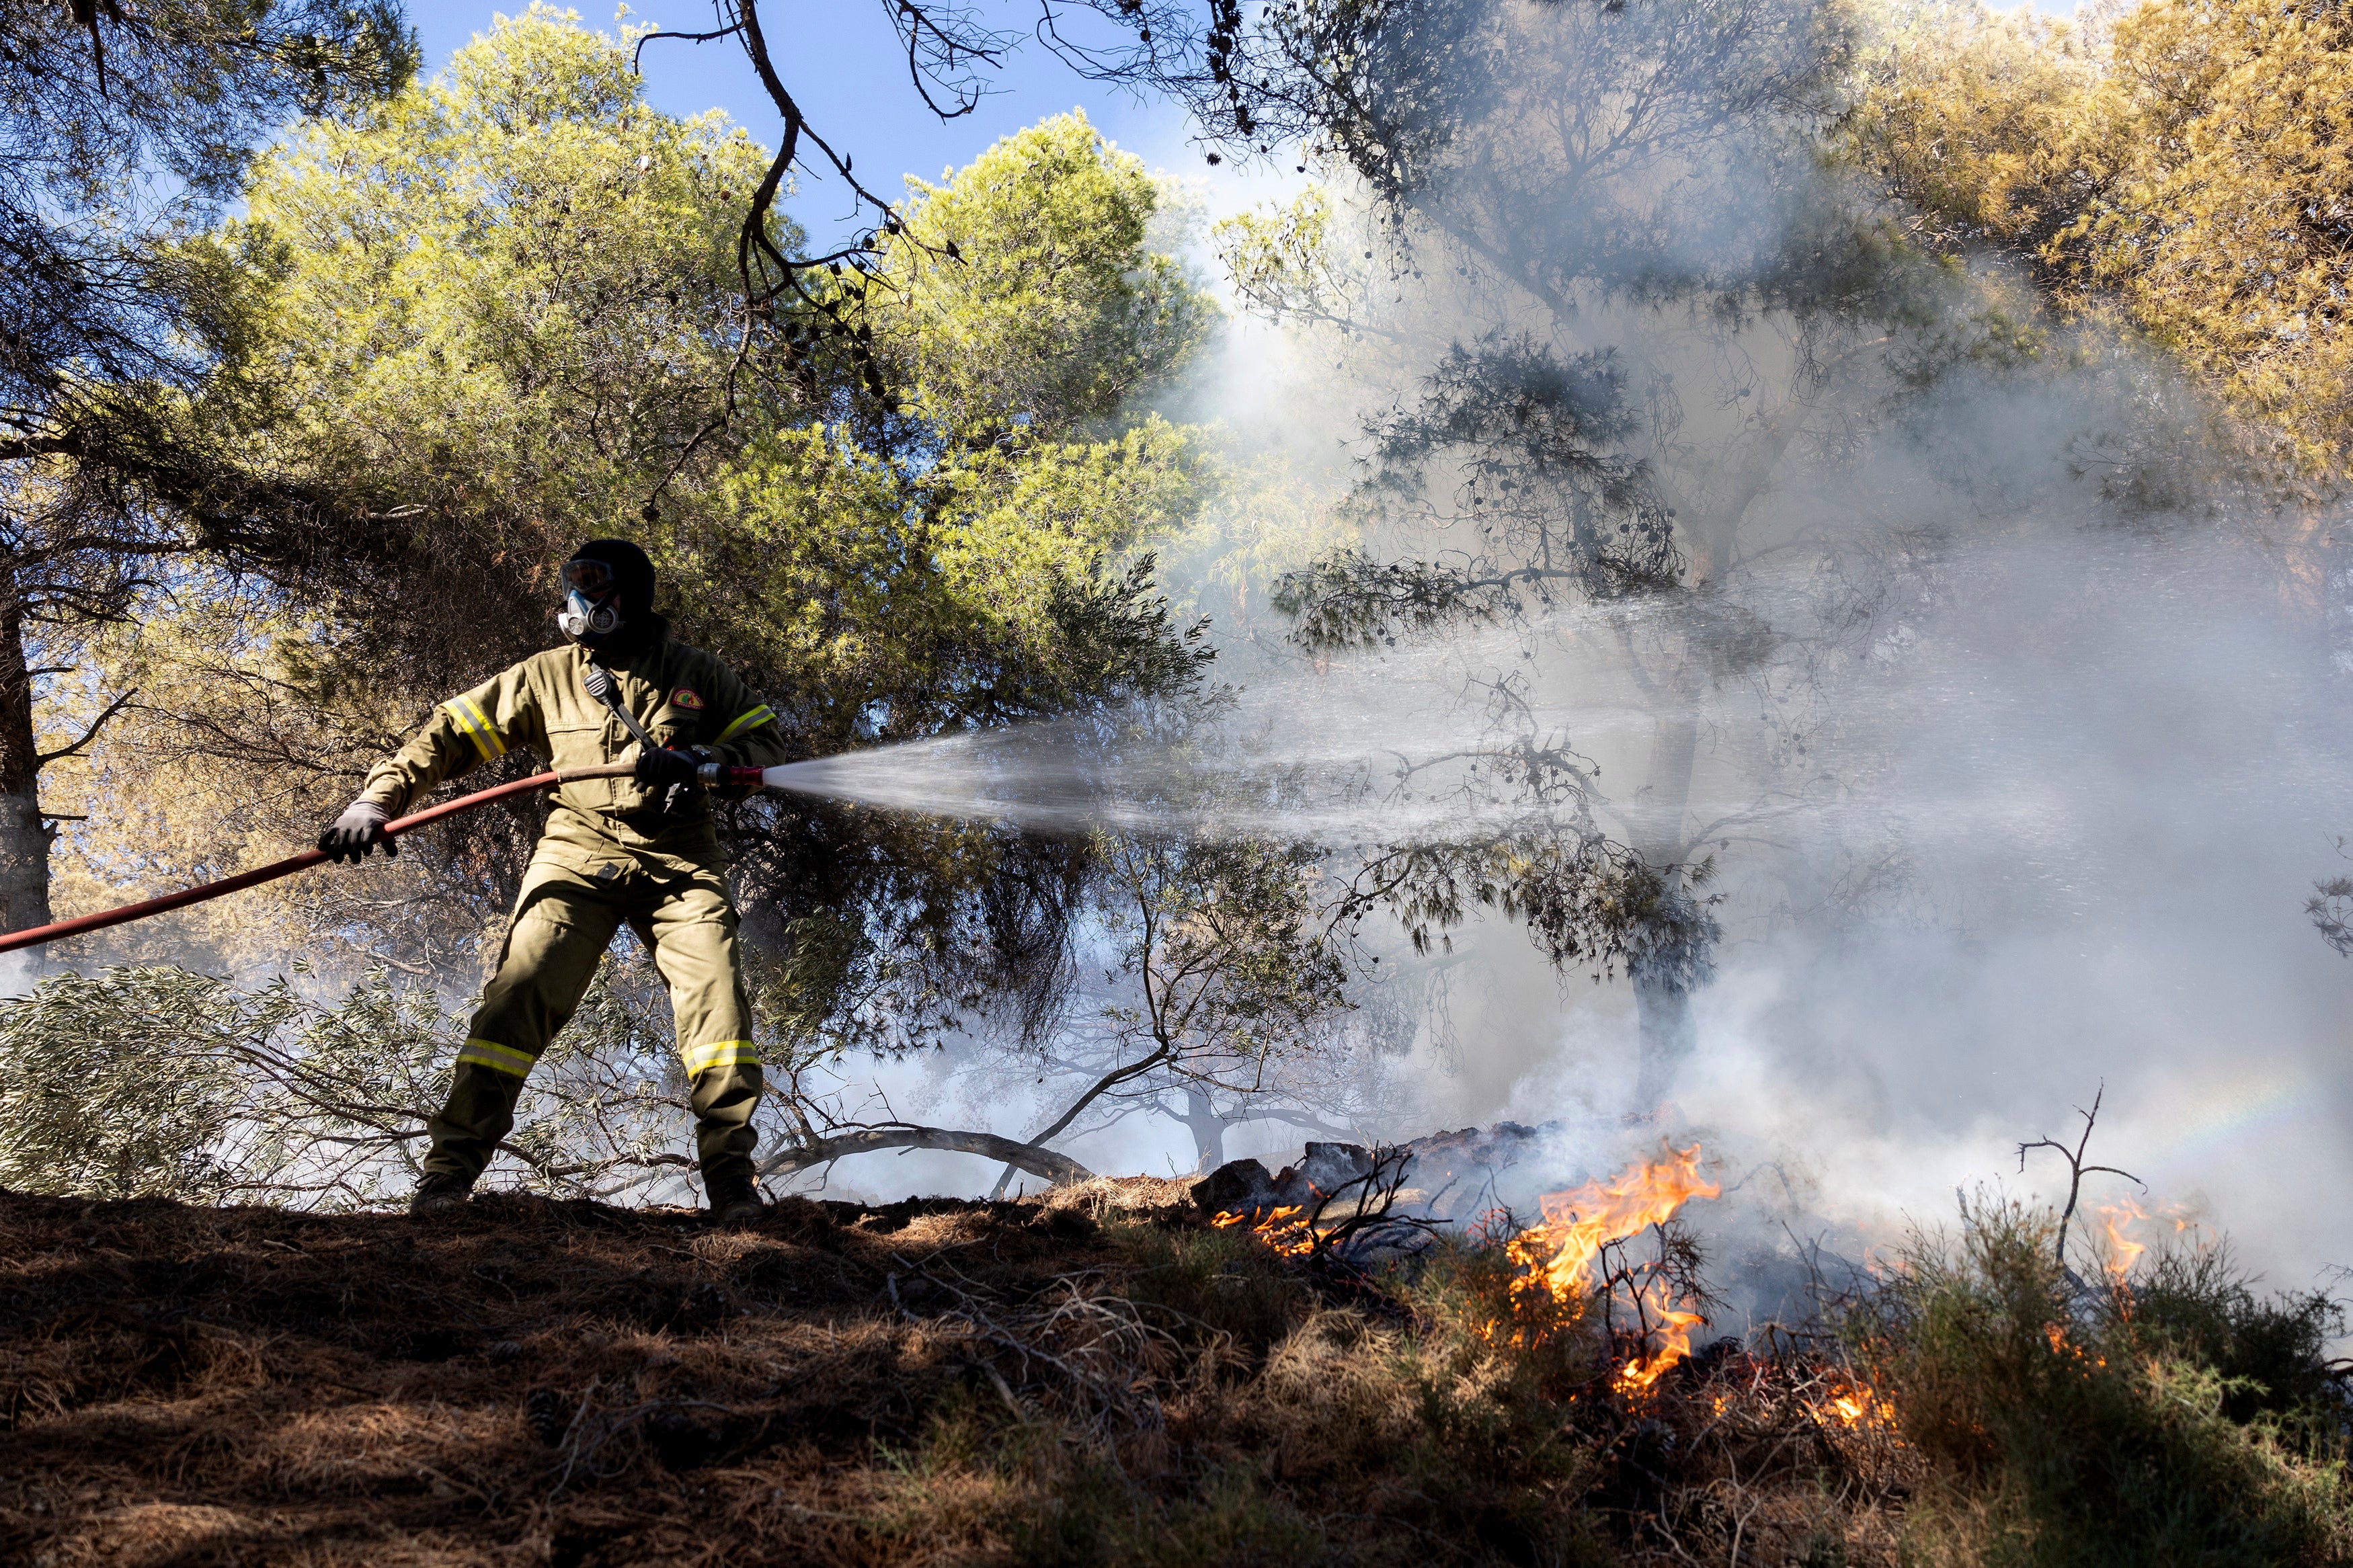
[
  {"left": 0, "top": 962, "right": 698, "bottom": 1206},
  {"left": 1845, "top": 1196, "right": 2353, "bottom": 1567}
]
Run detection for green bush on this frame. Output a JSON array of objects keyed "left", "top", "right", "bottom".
[
  {"left": 0, "top": 964, "right": 448, "bottom": 1203},
  {"left": 1847, "top": 1196, "right": 2353, "bottom": 1567},
  {"left": 0, "top": 962, "right": 697, "bottom": 1207},
  {"left": 2129, "top": 1247, "right": 2348, "bottom": 1444}
]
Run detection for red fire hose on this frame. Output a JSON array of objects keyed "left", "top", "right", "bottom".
[{"left": 0, "top": 761, "right": 642, "bottom": 957}]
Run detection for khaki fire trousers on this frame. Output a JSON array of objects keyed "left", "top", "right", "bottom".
[{"left": 420, "top": 859, "right": 764, "bottom": 1192}]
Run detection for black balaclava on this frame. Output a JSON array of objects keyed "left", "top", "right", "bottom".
[{"left": 556, "top": 538, "right": 656, "bottom": 649}]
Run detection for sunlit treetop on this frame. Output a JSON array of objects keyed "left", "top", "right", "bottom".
[
  {"left": 875, "top": 113, "right": 1216, "bottom": 444},
  {"left": 1851, "top": 0, "right": 2353, "bottom": 473},
  {"left": 1, "top": 0, "right": 417, "bottom": 407}
]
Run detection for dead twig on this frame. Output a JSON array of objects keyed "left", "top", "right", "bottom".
[
  {"left": 885, "top": 1252, "right": 1187, "bottom": 1439},
  {"left": 2016, "top": 1082, "right": 2143, "bottom": 1272}
]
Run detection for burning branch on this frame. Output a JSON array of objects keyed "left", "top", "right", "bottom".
[
  {"left": 1590, "top": 1221, "right": 1718, "bottom": 1394},
  {"left": 1495, "top": 1144, "right": 1722, "bottom": 1389},
  {"left": 1212, "top": 1141, "right": 1729, "bottom": 1395},
  {"left": 1208, "top": 1145, "right": 1439, "bottom": 1278}
]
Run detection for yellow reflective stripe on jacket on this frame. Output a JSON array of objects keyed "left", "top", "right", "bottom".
[
  {"left": 715, "top": 705, "right": 775, "bottom": 743},
  {"left": 682, "top": 1039, "right": 760, "bottom": 1076},
  {"left": 458, "top": 1037, "right": 536, "bottom": 1078},
  {"left": 444, "top": 696, "right": 506, "bottom": 761}
]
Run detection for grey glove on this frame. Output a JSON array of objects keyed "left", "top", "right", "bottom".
[{"left": 318, "top": 799, "right": 397, "bottom": 864}]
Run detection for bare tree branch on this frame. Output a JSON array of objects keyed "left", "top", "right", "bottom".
[
  {"left": 2017, "top": 1083, "right": 2143, "bottom": 1271},
  {"left": 629, "top": 22, "right": 741, "bottom": 72},
  {"left": 36, "top": 686, "right": 135, "bottom": 766},
  {"left": 760, "top": 1123, "right": 1090, "bottom": 1183}
]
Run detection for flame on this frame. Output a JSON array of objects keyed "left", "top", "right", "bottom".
[
  {"left": 1507, "top": 1144, "right": 1722, "bottom": 1303},
  {"left": 1211, "top": 1204, "right": 1317, "bottom": 1257},
  {"left": 1508, "top": 1143, "right": 1723, "bottom": 1391},
  {"left": 2093, "top": 1196, "right": 2206, "bottom": 1280},
  {"left": 1221, "top": 1143, "right": 1727, "bottom": 1397},
  {"left": 1812, "top": 1380, "right": 1898, "bottom": 1429},
  {"left": 2035, "top": 1320, "right": 2110, "bottom": 1380},
  {"left": 2097, "top": 1198, "right": 2149, "bottom": 1279},
  {"left": 1615, "top": 1306, "right": 1709, "bottom": 1393}
]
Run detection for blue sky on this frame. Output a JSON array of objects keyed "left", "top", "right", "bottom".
[
  {"left": 397, "top": 0, "right": 1224, "bottom": 243},
  {"left": 393, "top": 0, "right": 2089, "bottom": 245}
]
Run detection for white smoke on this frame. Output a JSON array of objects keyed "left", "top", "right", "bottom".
[
  {"left": 785, "top": 0, "right": 2353, "bottom": 1319},
  {"left": 791, "top": 313, "right": 2353, "bottom": 1306}
]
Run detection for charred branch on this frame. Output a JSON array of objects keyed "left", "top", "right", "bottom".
[
  {"left": 2017, "top": 1083, "right": 2143, "bottom": 1272},
  {"left": 760, "top": 1124, "right": 1091, "bottom": 1184}
]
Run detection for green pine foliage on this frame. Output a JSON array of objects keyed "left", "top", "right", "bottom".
[{"left": 52, "top": 13, "right": 1232, "bottom": 1042}]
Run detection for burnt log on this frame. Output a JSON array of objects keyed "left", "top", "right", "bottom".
[{"left": 1189, "top": 1158, "right": 1277, "bottom": 1217}]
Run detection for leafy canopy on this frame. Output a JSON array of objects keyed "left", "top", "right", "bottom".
[
  {"left": 2, "top": 0, "right": 417, "bottom": 415},
  {"left": 65, "top": 19, "right": 1226, "bottom": 1071},
  {"left": 1851, "top": 0, "right": 2353, "bottom": 472},
  {"left": 233, "top": 1, "right": 781, "bottom": 646},
  {"left": 877, "top": 113, "right": 1212, "bottom": 440}
]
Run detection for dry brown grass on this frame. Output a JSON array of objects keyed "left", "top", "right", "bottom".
[
  {"left": 0, "top": 1187, "right": 1138, "bottom": 1567},
  {"left": 0, "top": 1186, "right": 1901, "bottom": 1567}
]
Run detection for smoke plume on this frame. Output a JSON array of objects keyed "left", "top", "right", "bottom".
[{"left": 801, "top": 0, "right": 2353, "bottom": 1304}]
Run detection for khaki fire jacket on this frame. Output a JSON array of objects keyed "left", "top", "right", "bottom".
[{"left": 359, "top": 618, "right": 792, "bottom": 880}]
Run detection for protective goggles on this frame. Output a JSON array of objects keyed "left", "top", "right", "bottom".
[{"left": 561, "top": 558, "right": 619, "bottom": 598}]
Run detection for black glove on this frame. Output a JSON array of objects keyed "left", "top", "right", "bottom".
[
  {"left": 318, "top": 799, "right": 396, "bottom": 864},
  {"left": 635, "top": 747, "right": 703, "bottom": 793}
]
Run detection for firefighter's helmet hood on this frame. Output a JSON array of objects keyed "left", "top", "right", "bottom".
[{"left": 557, "top": 539, "right": 655, "bottom": 647}]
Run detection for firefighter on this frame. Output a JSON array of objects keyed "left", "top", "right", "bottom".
[{"left": 316, "top": 540, "right": 791, "bottom": 1221}]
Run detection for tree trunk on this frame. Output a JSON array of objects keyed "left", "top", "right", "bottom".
[
  {"left": 0, "top": 572, "right": 54, "bottom": 946},
  {"left": 1630, "top": 969, "right": 1694, "bottom": 1109},
  {"left": 1620, "top": 415, "right": 1794, "bottom": 1106},
  {"left": 1180, "top": 1088, "right": 1228, "bottom": 1173},
  {"left": 1629, "top": 709, "right": 1699, "bottom": 1103}
]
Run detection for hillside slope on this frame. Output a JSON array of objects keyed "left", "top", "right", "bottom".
[
  {"left": 2, "top": 1182, "right": 2345, "bottom": 1567},
  {"left": 0, "top": 1185, "right": 1193, "bottom": 1566}
]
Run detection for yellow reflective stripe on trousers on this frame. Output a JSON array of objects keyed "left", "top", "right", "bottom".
[
  {"left": 458, "top": 1037, "right": 536, "bottom": 1078},
  {"left": 444, "top": 696, "right": 506, "bottom": 761},
  {"left": 715, "top": 705, "right": 775, "bottom": 743},
  {"left": 683, "top": 1039, "right": 759, "bottom": 1076}
]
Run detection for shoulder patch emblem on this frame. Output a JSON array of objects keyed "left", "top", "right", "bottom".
[{"left": 671, "top": 688, "right": 705, "bottom": 710}]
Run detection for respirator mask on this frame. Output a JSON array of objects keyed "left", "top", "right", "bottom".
[{"left": 555, "top": 557, "right": 624, "bottom": 645}]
